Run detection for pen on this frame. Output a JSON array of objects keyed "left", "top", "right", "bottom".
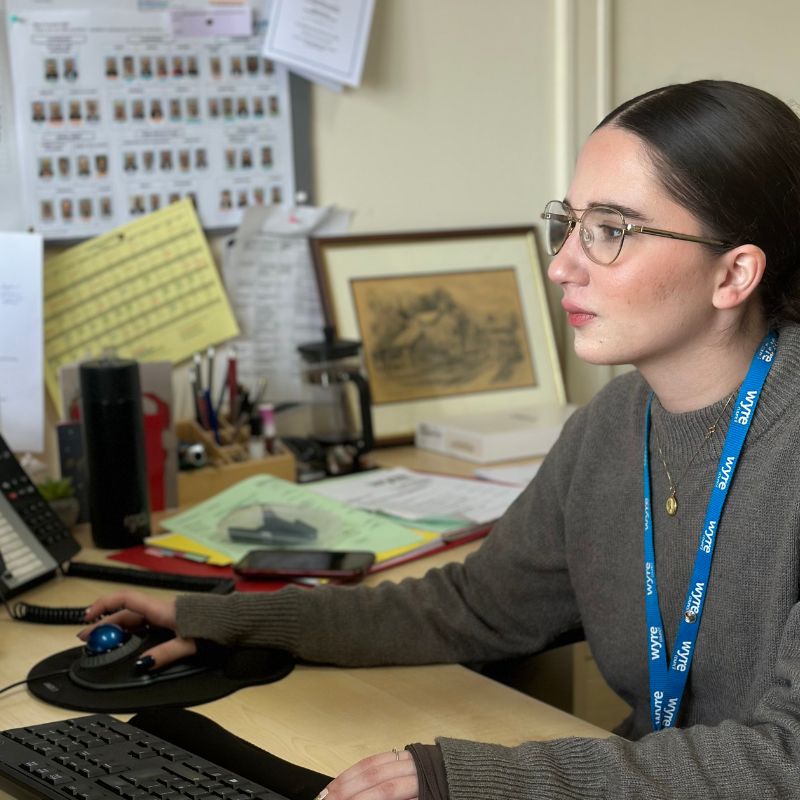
[
  {"left": 259, "top": 402, "right": 277, "bottom": 454},
  {"left": 189, "top": 365, "right": 202, "bottom": 426},
  {"left": 214, "top": 345, "right": 235, "bottom": 415},
  {"left": 227, "top": 346, "right": 238, "bottom": 420},
  {"left": 206, "top": 346, "right": 215, "bottom": 402},
  {"left": 252, "top": 376, "right": 268, "bottom": 408},
  {"left": 203, "top": 388, "right": 220, "bottom": 444},
  {"left": 192, "top": 352, "right": 203, "bottom": 399}
]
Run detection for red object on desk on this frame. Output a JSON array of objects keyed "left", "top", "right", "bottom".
[
  {"left": 109, "top": 522, "right": 493, "bottom": 589},
  {"left": 143, "top": 392, "right": 170, "bottom": 511},
  {"left": 369, "top": 523, "right": 492, "bottom": 573},
  {"left": 108, "top": 546, "right": 286, "bottom": 592}
]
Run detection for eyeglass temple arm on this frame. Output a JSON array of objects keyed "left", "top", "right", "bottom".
[{"left": 627, "top": 224, "right": 731, "bottom": 248}]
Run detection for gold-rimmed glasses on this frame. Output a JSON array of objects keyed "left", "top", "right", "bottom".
[{"left": 540, "top": 200, "right": 734, "bottom": 265}]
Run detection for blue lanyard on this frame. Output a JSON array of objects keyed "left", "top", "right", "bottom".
[{"left": 643, "top": 331, "right": 778, "bottom": 731}]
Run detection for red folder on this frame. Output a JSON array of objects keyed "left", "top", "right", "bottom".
[
  {"left": 108, "top": 546, "right": 287, "bottom": 592},
  {"left": 109, "top": 521, "right": 493, "bottom": 587}
]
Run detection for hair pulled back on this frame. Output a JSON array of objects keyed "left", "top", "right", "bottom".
[{"left": 597, "top": 80, "right": 800, "bottom": 326}]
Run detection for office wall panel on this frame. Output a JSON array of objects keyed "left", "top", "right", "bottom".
[
  {"left": 613, "top": 0, "right": 800, "bottom": 107},
  {"left": 311, "top": 0, "right": 558, "bottom": 233}
]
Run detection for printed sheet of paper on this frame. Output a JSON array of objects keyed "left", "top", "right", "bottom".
[
  {"left": 6, "top": 0, "right": 295, "bottom": 239},
  {"left": 221, "top": 204, "right": 351, "bottom": 402},
  {"left": 474, "top": 462, "right": 542, "bottom": 486},
  {"left": 262, "top": 0, "right": 375, "bottom": 89},
  {"left": 309, "top": 466, "right": 525, "bottom": 529},
  {"left": 0, "top": 233, "right": 44, "bottom": 451},
  {"left": 44, "top": 199, "right": 239, "bottom": 413},
  {"left": 154, "top": 473, "right": 428, "bottom": 561}
]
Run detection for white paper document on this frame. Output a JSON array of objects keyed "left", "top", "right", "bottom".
[
  {"left": 262, "top": 0, "right": 375, "bottom": 88},
  {"left": 222, "top": 204, "right": 352, "bottom": 402},
  {"left": 474, "top": 462, "right": 542, "bottom": 486},
  {"left": 0, "top": 233, "right": 44, "bottom": 452},
  {"left": 308, "top": 467, "right": 525, "bottom": 527}
]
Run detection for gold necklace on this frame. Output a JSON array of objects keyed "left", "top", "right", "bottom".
[{"left": 652, "top": 393, "right": 735, "bottom": 517}]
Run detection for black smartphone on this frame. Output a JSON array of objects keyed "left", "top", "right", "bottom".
[{"left": 233, "top": 549, "right": 376, "bottom": 580}]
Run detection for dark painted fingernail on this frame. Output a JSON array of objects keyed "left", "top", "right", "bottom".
[{"left": 134, "top": 655, "right": 155, "bottom": 674}]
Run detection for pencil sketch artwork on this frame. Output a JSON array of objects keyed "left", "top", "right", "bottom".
[{"left": 350, "top": 268, "right": 537, "bottom": 404}]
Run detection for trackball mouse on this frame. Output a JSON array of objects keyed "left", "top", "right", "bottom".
[{"left": 69, "top": 624, "right": 214, "bottom": 691}]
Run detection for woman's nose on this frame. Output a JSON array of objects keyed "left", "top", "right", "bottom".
[{"left": 546, "top": 228, "right": 587, "bottom": 286}]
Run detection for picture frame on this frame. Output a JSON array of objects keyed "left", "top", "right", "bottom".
[{"left": 311, "top": 226, "right": 565, "bottom": 445}]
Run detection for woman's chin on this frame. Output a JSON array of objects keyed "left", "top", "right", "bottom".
[{"left": 572, "top": 332, "right": 630, "bottom": 367}]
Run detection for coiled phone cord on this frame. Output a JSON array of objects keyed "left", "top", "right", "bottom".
[{"left": 8, "top": 602, "right": 88, "bottom": 624}]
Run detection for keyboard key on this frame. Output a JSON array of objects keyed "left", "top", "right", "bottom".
[
  {"left": 122, "top": 765, "right": 166, "bottom": 787},
  {"left": 98, "top": 774, "right": 131, "bottom": 793},
  {"left": 77, "top": 763, "right": 106, "bottom": 778},
  {"left": 129, "top": 747, "right": 157, "bottom": 759},
  {"left": 166, "top": 763, "right": 206, "bottom": 782}
]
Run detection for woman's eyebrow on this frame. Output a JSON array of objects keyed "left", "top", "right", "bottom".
[
  {"left": 589, "top": 200, "right": 651, "bottom": 222},
  {"left": 563, "top": 196, "right": 651, "bottom": 223}
]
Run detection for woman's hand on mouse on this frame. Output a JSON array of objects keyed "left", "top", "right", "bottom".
[{"left": 78, "top": 590, "right": 197, "bottom": 669}]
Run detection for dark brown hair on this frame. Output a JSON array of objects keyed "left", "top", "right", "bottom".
[{"left": 598, "top": 80, "right": 800, "bottom": 325}]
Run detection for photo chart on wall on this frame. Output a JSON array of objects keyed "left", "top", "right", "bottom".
[{"left": 5, "top": 0, "right": 295, "bottom": 239}]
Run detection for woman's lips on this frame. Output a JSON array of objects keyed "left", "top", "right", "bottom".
[{"left": 562, "top": 302, "right": 596, "bottom": 328}]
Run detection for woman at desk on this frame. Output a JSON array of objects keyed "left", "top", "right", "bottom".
[{"left": 84, "top": 79, "right": 800, "bottom": 799}]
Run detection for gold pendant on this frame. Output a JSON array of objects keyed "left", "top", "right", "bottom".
[{"left": 666, "top": 493, "right": 678, "bottom": 516}]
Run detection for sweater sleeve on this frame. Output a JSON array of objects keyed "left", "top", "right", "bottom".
[
  {"left": 175, "top": 407, "right": 586, "bottom": 667},
  {"left": 438, "top": 600, "right": 800, "bottom": 799}
]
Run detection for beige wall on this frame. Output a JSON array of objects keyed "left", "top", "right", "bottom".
[
  {"left": 614, "top": 0, "right": 800, "bottom": 104},
  {"left": 311, "top": 1, "right": 557, "bottom": 232}
]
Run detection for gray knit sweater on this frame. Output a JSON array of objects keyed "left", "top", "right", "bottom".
[{"left": 176, "top": 325, "right": 800, "bottom": 798}]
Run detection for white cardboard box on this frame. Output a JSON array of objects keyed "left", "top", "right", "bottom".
[{"left": 415, "top": 405, "right": 577, "bottom": 464}]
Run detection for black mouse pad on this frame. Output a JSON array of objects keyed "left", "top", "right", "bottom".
[{"left": 28, "top": 644, "right": 295, "bottom": 713}]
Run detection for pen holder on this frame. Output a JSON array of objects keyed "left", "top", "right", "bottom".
[
  {"left": 175, "top": 418, "right": 296, "bottom": 506},
  {"left": 176, "top": 418, "right": 250, "bottom": 465}
]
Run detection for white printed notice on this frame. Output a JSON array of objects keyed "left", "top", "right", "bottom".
[
  {"left": 221, "top": 204, "right": 351, "bottom": 403},
  {"left": 262, "top": 0, "right": 375, "bottom": 89},
  {"left": 0, "top": 233, "right": 44, "bottom": 452},
  {"left": 6, "top": 0, "right": 295, "bottom": 239}
]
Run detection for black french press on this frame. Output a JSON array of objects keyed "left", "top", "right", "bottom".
[{"left": 295, "top": 326, "right": 374, "bottom": 476}]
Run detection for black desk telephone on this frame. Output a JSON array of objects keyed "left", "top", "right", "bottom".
[
  {"left": 0, "top": 433, "right": 80, "bottom": 598},
  {"left": 0, "top": 433, "right": 234, "bottom": 619}
]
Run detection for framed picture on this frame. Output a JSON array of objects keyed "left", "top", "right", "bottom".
[{"left": 311, "top": 226, "right": 565, "bottom": 445}]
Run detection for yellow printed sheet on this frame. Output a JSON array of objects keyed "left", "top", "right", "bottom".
[{"left": 44, "top": 199, "right": 239, "bottom": 412}]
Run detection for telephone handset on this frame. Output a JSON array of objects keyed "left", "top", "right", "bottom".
[{"left": 0, "top": 432, "right": 81, "bottom": 598}]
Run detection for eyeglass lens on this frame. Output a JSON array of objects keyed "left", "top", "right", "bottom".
[{"left": 544, "top": 201, "right": 626, "bottom": 265}]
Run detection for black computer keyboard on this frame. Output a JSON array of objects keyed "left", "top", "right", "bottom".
[
  {"left": 64, "top": 562, "right": 235, "bottom": 594},
  {"left": 0, "top": 714, "right": 287, "bottom": 800}
]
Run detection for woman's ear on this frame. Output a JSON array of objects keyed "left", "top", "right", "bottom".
[{"left": 712, "top": 245, "right": 766, "bottom": 310}]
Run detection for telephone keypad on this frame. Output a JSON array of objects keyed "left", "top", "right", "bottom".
[{"left": 0, "top": 435, "right": 80, "bottom": 595}]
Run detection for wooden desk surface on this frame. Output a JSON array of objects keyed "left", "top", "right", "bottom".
[{"left": 0, "top": 450, "right": 606, "bottom": 793}]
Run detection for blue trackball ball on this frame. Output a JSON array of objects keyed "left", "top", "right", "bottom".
[{"left": 86, "top": 623, "right": 128, "bottom": 655}]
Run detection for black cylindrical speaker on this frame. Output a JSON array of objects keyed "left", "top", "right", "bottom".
[{"left": 80, "top": 358, "right": 151, "bottom": 549}]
